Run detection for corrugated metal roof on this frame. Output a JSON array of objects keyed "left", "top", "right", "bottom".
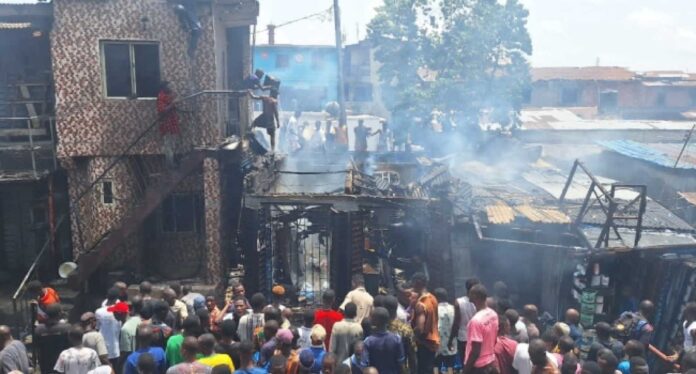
[
  {"left": 679, "top": 192, "right": 696, "bottom": 207},
  {"left": 520, "top": 109, "right": 696, "bottom": 131},
  {"left": 486, "top": 202, "right": 515, "bottom": 224},
  {"left": 515, "top": 205, "right": 570, "bottom": 224},
  {"left": 597, "top": 140, "right": 696, "bottom": 170},
  {"left": 532, "top": 67, "right": 635, "bottom": 82}
]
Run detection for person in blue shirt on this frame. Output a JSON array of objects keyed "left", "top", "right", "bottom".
[
  {"left": 125, "top": 325, "right": 167, "bottom": 374},
  {"left": 361, "top": 307, "right": 405, "bottom": 374},
  {"left": 232, "top": 341, "right": 265, "bottom": 374},
  {"left": 617, "top": 340, "right": 645, "bottom": 374}
]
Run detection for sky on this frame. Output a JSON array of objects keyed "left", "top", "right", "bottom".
[{"left": 258, "top": 0, "right": 696, "bottom": 72}]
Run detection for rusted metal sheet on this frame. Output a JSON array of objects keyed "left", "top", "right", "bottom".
[
  {"left": 679, "top": 192, "right": 696, "bottom": 206},
  {"left": 515, "top": 204, "right": 571, "bottom": 224},
  {"left": 486, "top": 202, "right": 515, "bottom": 224}
]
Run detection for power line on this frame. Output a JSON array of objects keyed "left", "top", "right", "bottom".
[{"left": 255, "top": 5, "right": 334, "bottom": 34}]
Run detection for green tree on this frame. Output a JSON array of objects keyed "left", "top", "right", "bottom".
[{"left": 368, "top": 0, "right": 532, "bottom": 132}]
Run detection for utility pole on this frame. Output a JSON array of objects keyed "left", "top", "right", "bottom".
[
  {"left": 333, "top": 0, "right": 347, "bottom": 126},
  {"left": 674, "top": 123, "right": 695, "bottom": 168}
]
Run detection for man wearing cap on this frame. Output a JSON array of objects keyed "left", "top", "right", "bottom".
[
  {"left": 96, "top": 288, "right": 129, "bottom": 367},
  {"left": 269, "top": 285, "right": 288, "bottom": 312},
  {"left": 81, "top": 312, "right": 110, "bottom": 366},
  {"left": 307, "top": 325, "right": 328, "bottom": 373},
  {"left": 276, "top": 329, "right": 299, "bottom": 373},
  {"left": 120, "top": 296, "right": 144, "bottom": 364},
  {"left": 340, "top": 275, "right": 374, "bottom": 324}
]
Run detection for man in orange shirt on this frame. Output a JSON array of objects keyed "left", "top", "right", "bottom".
[
  {"left": 411, "top": 273, "right": 440, "bottom": 374},
  {"left": 27, "top": 280, "right": 60, "bottom": 322}
]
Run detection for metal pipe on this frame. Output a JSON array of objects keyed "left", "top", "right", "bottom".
[
  {"left": 49, "top": 117, "right": 57, "bottom": 170},
  {"left": 674, "top": 124, "right": 695, "bottom": 168},
  {"left": 28, "top": 119, "right": 37, "bottom": 179}
]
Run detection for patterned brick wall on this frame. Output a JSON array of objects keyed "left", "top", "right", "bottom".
[
  {"left": 204, "top": 157, "right": 224, "bottom": 284},
  {"left": 52, "top": 0, "right": 256, "bottom": 284},
  {"left": 51, "top": 0, "right": 219, "bottom": 158}
]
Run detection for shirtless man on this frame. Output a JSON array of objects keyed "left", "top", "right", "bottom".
[{"left": 249, "top": 89, "right": 280, "bottom": 152}]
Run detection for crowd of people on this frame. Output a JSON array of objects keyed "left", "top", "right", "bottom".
[{"left": 3, "top": 274, "right": 696, "bottom": 374}]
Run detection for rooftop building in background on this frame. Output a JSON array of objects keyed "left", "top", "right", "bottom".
[{"left": 527, "top": 66, "right": 696, "bottom": 120}]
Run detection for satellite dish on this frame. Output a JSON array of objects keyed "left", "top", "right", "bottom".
[{"left": 58, "top": 262, "right": 77, "bottom": 279}]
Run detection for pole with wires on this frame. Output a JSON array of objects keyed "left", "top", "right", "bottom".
[{"left": 333, "top": 0, "right": 348, "bottom": 127}]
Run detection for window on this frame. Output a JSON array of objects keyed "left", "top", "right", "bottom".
[
  {"left": 561, "top": 87, "right": 579, "bottom": 106},
  {"left": 161, "top": 193, "right": 203, "bottom": 233},
  {"left": 275, "top": 54, "right": 289, "bottom": 68},
  {"left": 690, "top": 89, "right": 696, "bottom": 106},
  {"left": 375, "top": 171, "right": 401, "bottom": 186},
  {"left": 101, "top": 41, "right": 160, "bottom": 98},
  {"left": 102, "top": 181, "right": 114, "bottom": 205}
]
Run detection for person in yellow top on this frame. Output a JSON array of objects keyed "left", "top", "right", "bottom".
[{"left": 196, "top": 333, "right": 235, "bottom": 371}]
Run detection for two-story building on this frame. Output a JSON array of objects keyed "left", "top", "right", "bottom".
[{"left": 1, "top": 0, "right": 260, "bottom": 291}]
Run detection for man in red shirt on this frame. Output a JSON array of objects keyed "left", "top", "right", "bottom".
[
  {"left": 157, "top": 81, "right": 180, "bottom": 168},
  {"left": 495, "top": 313, "right": 518, "bottom": 374},
  {"left": 464, "top": 284, "right": 499, "bottom": 374},
  {"left": 314, "top": 289, "right": 343, "bottom": 350}
]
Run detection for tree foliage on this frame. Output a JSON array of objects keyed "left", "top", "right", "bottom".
[{"left": 367, "top": 0, "right": 533, "bottom": 130}]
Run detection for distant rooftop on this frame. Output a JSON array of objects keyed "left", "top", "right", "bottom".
[
  {"left": 597, "top": 140, "right": 696, "bottom": 170},
  {"left": 532, "top": 67, "right": 635, "bottom": 82}
]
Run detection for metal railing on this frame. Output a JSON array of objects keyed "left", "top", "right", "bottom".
[
  {"left": 0, "top": 115, "right": 57, "bottom": 177},
  {"left": 11, "top": 90, "right": 248, "bottom": 312}
]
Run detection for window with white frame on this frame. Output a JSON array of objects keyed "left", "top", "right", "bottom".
[{"left": 101, "top": 41, "right": 161, "bottom": 98}]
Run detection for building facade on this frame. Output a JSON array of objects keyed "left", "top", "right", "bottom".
[
  {"left": 18, "top": 0, "right": 260, "bottom": 286},
  {"left": 529, "top": 67, "right": 696, "bottom": 120}
]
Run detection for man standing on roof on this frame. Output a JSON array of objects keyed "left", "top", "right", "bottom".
[{"left": 249, "top": 89, "right": 280, "bottom": 153}]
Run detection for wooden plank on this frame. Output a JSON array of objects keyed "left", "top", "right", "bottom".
[{"left": 18, "top": 85, "right": 39, "bottom": 128}]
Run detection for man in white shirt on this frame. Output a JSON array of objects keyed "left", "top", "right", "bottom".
[
  {"left": 450, "top": 278, "right": 479, "bottom": 359},
  {"left": 237, "top": 293, "right": 266, "bottom": 342},
  {"left": 96, "top": 289, "right": 128, "bottom": 366},
  {"left": 340, "top": 274, "right": 374, "bottom": 324},
  {"left": 512, "top": 340, "right": 559, "bottom": 374},
  {"left": 55, "top": 325, "right": 101, "bottom": 374}
]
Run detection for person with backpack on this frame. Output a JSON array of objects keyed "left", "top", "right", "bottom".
[{"left": 615, "top": 300, "right": 655, "bottom": 346}]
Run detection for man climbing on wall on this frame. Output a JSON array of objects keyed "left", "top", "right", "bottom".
[
  {"left": 157, "top": 81, "right": 180, "bottom": 169},
  {"left": 249, "top": 88, "right": 280, "bottom": 153}
]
